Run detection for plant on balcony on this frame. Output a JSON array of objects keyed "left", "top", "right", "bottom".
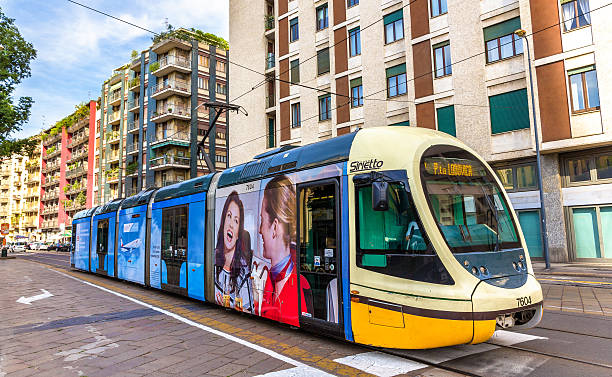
[
  {"left": 46, "top": 146, "right": 56, "bottom": 155},
  {"left": 265, "top": 15, "right": 275, "bottom": 30},
  {"left": 62, "top": 199, "right": 72, "bottom": 209},
  {"left": 129, "top": 77, "right": 140, "bottom": 88},
  {"left": 76, "top": 192, "right": 87, "bottom": 206},
  {"left": 63, "top": 185, "right": 70, "bottom": 193},
  {"left": 131, "top": 50, "right": 139, "bottom": 59},
  {"left": 126, "top": 162, "right": 138, "bottom": 175},
  {"left": 149, "top": 61, "right": 160, "bottom": 72}
]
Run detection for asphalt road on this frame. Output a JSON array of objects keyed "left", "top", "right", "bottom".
[{"left": 2, "top": 251, "right": 611, "bottom": 377}]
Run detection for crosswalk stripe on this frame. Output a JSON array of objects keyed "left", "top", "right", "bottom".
[
  {"left": 333, "top": 351, "right": 428, "bottom": 377},
  {"left": 255, "top": 366, "right": 335, "bottom": 376}
]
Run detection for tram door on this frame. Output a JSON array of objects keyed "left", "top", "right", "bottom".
[
  {"left": 96, "top": 219, "right": 109, "bottom": 275},
  {"left": 160, "top": 206, "right": 188, "bottom": 295},
  {"left": 297, "top": 180, "right": 342, "bottom": 335}
]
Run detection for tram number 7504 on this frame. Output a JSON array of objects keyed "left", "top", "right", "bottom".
[{"left": 516, "top": 296, "right": 532, "bottom": 307}]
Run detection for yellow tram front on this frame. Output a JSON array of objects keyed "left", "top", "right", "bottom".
[{"left": 347, "top": 127, "right": 543, "bottom": 349}]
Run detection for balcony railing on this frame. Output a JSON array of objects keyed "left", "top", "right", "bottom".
[
  {"left": 126, "top": 142, "right": 140, "bottom": 154},
  {"left": 106, "top": 130, "right": 121, "bottom": 143},
  {"left": 266, "top": 95, "right": 275, "bottom": 108},
  {"left": 41, "top": 206, "right": 58, "bottom": 215},
  {"left": 266, "top": 53, "right": 275, "bottom": 70},
  {"left": 151, "top": 105, "right": 190, "bottom": 121},
  {"left": 128, "top": 77, "right": 140, "bottom": 90},
  {"left": 153, "top": 55, "right": 191, "bottom": 73},
  {"left": 108, "top": 112, "right": 121, "bottom": 124},
  {"left": 66, "top": 166, "right": 85, "bottom": 178},
  {"left": 43, "top": 133, "right": 61, "bottom": 146},
  {"left": 150, "top": 155, "right": 190, "bottom": 169},
  {"left": 151, "top": 80, "right": 190, "bottom": 96},
  {"left": 151, "top": 131, "right": 190, "bottom": 146},
  {"left": 41, "top": 220, "right": 59, "bottom": 229},
  {"left": 109, "top": 91, "right": 122, "bottom": 104},
  {"left": 42, "top": 190, "right": 59, "bottom": 201},
  {"left": 127, "top": 120, "right": 139, "bottom": 133},
  {"left": 67, "top": 117, "right": 88, "bottom": 133},
  {"left": 69, "top": 131, "right": 89, "bottom": 147},
  {"left": 127, "top": 99, "right": 140, "bottom": 110},
  {"left": 68, "top": 149, "right": 87, "bottom": 162}
]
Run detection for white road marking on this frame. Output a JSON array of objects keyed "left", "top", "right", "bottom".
[
  {"left": 334, "top": 351, "right": 428, "bottom": 377},
  {"left": 394, "top": 343, "right": 500, "bottom": 364},
  {"left": 488, "top": 330, "right": 547, "bottom": 346},
  {"left": 55, "top": 325, "right": 118, "bottom": 361},
  {"left": 50, "top": 269, "right": 327, "bottom": 373},
  {"left": 255, "top": 366, "right": 335, "bottom": 376},
  {"left": 16, "top": 289, "right": 53, "bottom": 305},
  {"left": 544, "top": 305, "right": 584, "bottom": 311}
]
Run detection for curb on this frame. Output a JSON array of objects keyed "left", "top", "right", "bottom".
[{"left": 534, "top": 270, "right": 612, "bottom": 279}]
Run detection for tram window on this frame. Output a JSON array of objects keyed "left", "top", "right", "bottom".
[
  {"left": 161, "top": 206, "right": 188, "bottom": 260},
  {"left": 356, "top": 183, "right": 453, "bottom": 285},
  {"left": 97, "top": 219, "right": 109, "bottom": 254}
]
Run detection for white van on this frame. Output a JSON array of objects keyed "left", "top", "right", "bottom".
[{"left": 11, "top": 241, "right": 27, "bottom": 252}]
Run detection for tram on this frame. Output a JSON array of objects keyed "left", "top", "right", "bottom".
[{"left": 71, "top": 127, "right": 542, "bottom": 349}]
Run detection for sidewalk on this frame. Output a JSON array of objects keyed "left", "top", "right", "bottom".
[{"left": 533, "top": 261, "right": 612, "bottom": 279}]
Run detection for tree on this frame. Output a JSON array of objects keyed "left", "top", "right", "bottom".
[{"left": 0, "top": 7, "right": 37, "bottom": 157}]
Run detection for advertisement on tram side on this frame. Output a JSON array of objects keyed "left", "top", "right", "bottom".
[
  {"left": 117, "top": 210, "right": 146, "bottom": 285},
  {"left": 74, "top": 220, "right": 90, "bottom": 271},
  {"left": 213, "top": 163, "right": 343, "bottom": 326}
]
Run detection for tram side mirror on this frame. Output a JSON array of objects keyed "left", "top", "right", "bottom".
[{"left": 372, "top": 181, "right": 389, "bottom": 211}]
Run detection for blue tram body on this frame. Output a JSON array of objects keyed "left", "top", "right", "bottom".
[{"left": 71, "top": 128, "right": 543, "bottom": 349}]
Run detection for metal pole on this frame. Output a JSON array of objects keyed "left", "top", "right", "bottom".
[{"left": 518, "top": 31, "right": 551, "bottom": 269}]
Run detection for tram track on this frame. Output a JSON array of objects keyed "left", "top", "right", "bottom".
[{"left": 534, "top": 325, "right": 612, "bottom": 341}]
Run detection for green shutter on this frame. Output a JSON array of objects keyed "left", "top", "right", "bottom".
[
  {"left": 268, "top": 118, "right": 275, "bottom": 148},
  {"left": 568, "top": 65, "right": 595, "bottom": 75},
  {"left": 385, "top": 64, "right": 406, "bottom": 78},
  {"left": 483, "top": 17, "right": 521, "bottom": 41},
  {"left": 317, "top": 48, "right": 330, "bottom": 75},
  {"left": 350, "top": 77, "right": 362, "bottom": 88},
  {"left": 389, "top": 121, "right": 410, "bottom": 127},
  {"left": 290, "top": 59, "right": 299, "bottom": 83},
  {"left": 383, "top": 10, "right": 403, "bottom": 25},
  {"left": 432, "top": 40, "right": 450, "bottom": 50},
  {"left": 489, "top": 89, "right": 530, "bottom": 134},
  {"left": 436, "top": 105, "right": 456, "bottom": 136}
]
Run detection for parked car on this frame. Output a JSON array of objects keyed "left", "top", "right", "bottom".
[
  {"left": 39, "top": 242, "right": 49, "bottom": 250},
  {"left": 27, "top": 242, "right": 38, "bottom": 250},
  {"left": 46, "top": 242, "right": 58, "bottom": 251},
  {"left": 57, "top": 243, "right": 71, "bottom": 252},
  {"left": 11, "top": 241, "right": 27, "bottom": 252}
]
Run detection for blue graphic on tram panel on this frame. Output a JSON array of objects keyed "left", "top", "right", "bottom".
[
  {"left": 187, "top": 199, "right": 205, "bottom": 300},
  {"left": 117, "top": 207, "right": 146, "bottom": 285},
  {"left": 74, "top": 220, "right": 90, "bottom": 271},
  {"left": 149, "top": 208, "right": 162, "bottom": 289}
]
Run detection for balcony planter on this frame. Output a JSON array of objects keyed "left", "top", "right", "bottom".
[{"left": 149, "top": 62, "right": 160, "bottom": 72}]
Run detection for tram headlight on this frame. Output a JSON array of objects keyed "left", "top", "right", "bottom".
[
  {"left": 518, "top": 261, "right": 524, "bottom": 269},
  {"left": 519, "top": 254, "right": 524, "bottom": 261},
  {"left": 471, "top": 266, "right": 478, "bottom": 275},
  {"left": 479, "top": 266, "right": 488, "bottom": 275},
  {"left": 463, "top": 260, "right": 470, "bottom": 267},
  {"left": 513, "top": 262, "right": 518, "bottom": 271}
]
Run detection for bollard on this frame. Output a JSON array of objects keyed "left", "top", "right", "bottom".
[{"left": 1, "top": 247, "right": 6, "bottom": 258}]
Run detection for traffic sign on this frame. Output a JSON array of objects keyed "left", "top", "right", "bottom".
[{"left": 1, "top": 223, "right": 9, "bottom": 235}]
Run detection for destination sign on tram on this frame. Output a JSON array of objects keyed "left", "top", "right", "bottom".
[{"left": 423, "top": 157, "right": 485, "bottom": 178}]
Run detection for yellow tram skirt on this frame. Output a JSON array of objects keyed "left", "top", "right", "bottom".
[{"left": 351, "top": 301, "right": 496, "bottom": 349}]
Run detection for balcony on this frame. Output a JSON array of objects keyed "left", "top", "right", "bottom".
[
  {"left": 106, "top": 168, "right": 119, "bottom": 183},
  {"left": 127, "top": 120, "right": 140, "bottom": 134},
  {"left": 108, "top": 91, "right": 122, "bottom": 106},
  {"left": 43, "top": 133, "right": 61, "bottom": 146},
  {"left": 106, "top": 130, "right": 121, "bottom": 144},
  {"left": 108, "top": 112, "right": 121, "bottom": 125},
  {"left": 128, "top": 77, "right": 141, "bottom": 92},
  {"left": 24, "top": 191, "right": 39, "bottom": 199},
  {"left": 43, "top": 162, "right": 60, "bottom": 173},
  {"left": 69, "top": 131, "right": 89, "bottom": 148},
  {"left": 125, "top": 187, "right": 139, "bottom": 197},
  {"left": 65, "top": 183, "right": 85, "bottom": 196},
  {"left": 126, "top": 162, "right": 139, "bottom": 177},
  {"left": 150, "top": 131, "right": 190, "bottom": 149},
  {"left": 151, "top": 55, "right": 191, "bottom": 77},
  {"left": 109, "top": 70, "right": 123, "bottom": 85},
  {"left": 150, "top": 80, "right": 191, "bottom": 100},
  {"left": 41, "top": 206, "right": 58, "bottom": 215},
  {"left": 266, "top": 53, "right": 275, "bottom": 70},
  {"left": 127, "top": 98, "right": 140, "bottom": 112},
  {"left": 66, "top": 165, "right": 86, "bottom": 179},
  {"left": 45, "top": 147, "right": 61, "bottom": 159},
  {"left": 151, "top": 37, "right": 191, "bottom": 55},
  {"left": 68, "top": 149, "right": 87, "bottom": 163},
  {"left": 42, "top": 178, "right": 59, "bottom": 188},
  {"left": 150, "top": 105, "right": 191, "bottom": 123},
  {"left": 127, "top": 142, "right": 140, "bottom": 155},
  {"left": 67, "top": 117, "right": 89, "bottom": 133},
  {"left": 265, "top": 15, "right": 275, "bottom": 31},
  {"left": 266, "top": 95, "right": 276, "bottom": 110},
  {"left": 42, "top": 190, "right": 59, "bottom": 201},
  {"left": 150, "top": 155, "right": 190, "bottom": 170},
  {"left": 107, "top": 152, "right": 120, "bottom": 163},
  {"left": 41, "top": 220, "right": 59, "bottom": 230},
  {"left": 130, "top": 55, "right": 141, "bottom": 71}
]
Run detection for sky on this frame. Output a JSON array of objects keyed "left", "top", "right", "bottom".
[{"left": 2, "top": 0, "right": 229, "bottom": 138}]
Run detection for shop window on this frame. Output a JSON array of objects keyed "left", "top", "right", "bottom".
[
  {"left": 568, "top": 157, "right": 591, "bottom": 182},
  {"left": 436, "top": 105, "right": 456, "bottom": 136},
  {"left": 561, "top": 0, "right": 591, "bottom": 32},
  {"left": 568, "top": 66, "right": 600, "bottom": 113},
  {"left": 431, "top": 0, "right": 448, "bottom": 17},
  {"left": 386, "top": 64, "right": 407, "bottom": 97},
  {"left": 433, "top": 41, "right": 452, "bottom": 78},
  {"left": 383, "top": 10, "right": 404, "bottom": 44},
  {"left": 483, "top": 17, "right": 523, "bottom": 63},
  {"left": 489, "top": 89, "right": 529, "bottom": 134}
]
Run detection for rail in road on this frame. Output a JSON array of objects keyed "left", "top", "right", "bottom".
[{"left": 8, "top": 251, "right": 612, "bottom": 377}]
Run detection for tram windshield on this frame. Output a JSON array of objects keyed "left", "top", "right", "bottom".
[{"left": 420, "top": 145, "right": 521, "bottom": 254}]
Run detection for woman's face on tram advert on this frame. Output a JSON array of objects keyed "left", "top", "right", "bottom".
[
  {"left": 259, "top": 176, "right": 295, "bottom": 266},
  {"left": 223, "top": 200, "right": 241, "bottom": 253}
]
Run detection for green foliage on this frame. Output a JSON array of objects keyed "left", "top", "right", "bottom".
[
  {"left": 46, "top": 145, "right": 56, "bottom": 155},
  {"left": 131, "top": 50, "right": 139, "bottom": 59},
  {"left": 126, "top": 161, "right": 138, "bottom": 175},
  {"left": 149, "top": 61, "right": 159, "bottom": 72},
  {"left": 76, "top": 191, "right": 86, "bottom": 205},
  {"left": 129, "top": 77, "right": 140, "bottom": 88},
  {"left": 151, "top": 24, "right": 229, "bottom": 51},
  {"left": 0, "top": 8, "right": 37, "bottom": 157}
]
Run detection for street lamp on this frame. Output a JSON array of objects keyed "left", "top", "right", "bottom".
[{"left": 515, "top": 29, "right": 551, "bottom": 270}]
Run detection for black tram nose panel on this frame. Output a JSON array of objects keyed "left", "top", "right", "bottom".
[{"left": 454, "top": 248, "right": 528, "bottom": 288}]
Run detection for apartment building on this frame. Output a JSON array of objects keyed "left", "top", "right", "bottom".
[
  {"left": 98, "top": 28, "right": 229, "bottom": 202},
  {"left": 229, "top": 0, "right": 612, "bottom": 262},
  {"left": 0, "top": 155, "right": 29, "bottom": 241},
  {"left": 40, "top": 101, "right": 97, "bottom": 241},
  {"left": 23, "top": 145, "right": 41, "bottom": 239}
]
